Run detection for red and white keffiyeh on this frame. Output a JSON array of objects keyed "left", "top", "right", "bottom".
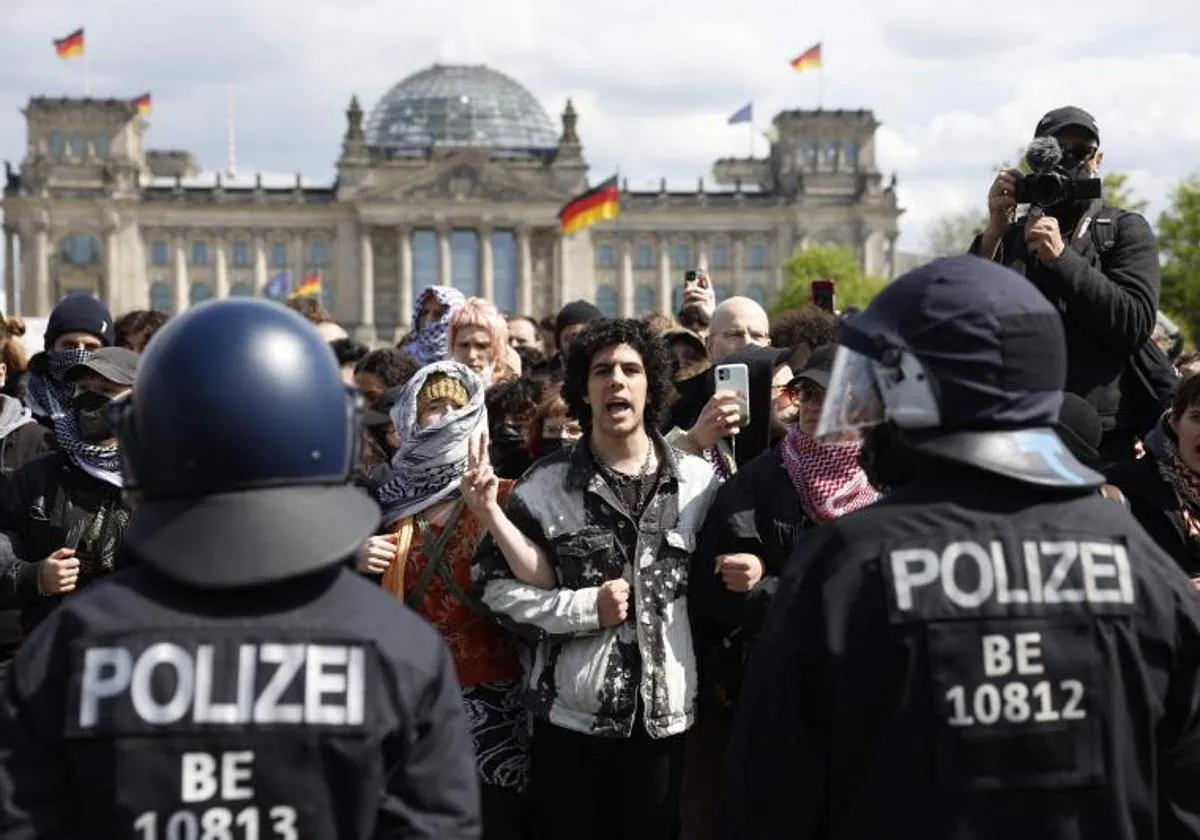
[{"left": 780, "top": 425, "right": 880, "bottom": 523}]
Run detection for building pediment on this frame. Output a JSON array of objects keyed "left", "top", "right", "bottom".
[{"left": 357, "top": 159, "right": 565, "bottom": 205}]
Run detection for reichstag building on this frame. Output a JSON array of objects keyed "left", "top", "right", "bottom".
[{"left": 1, "top": 63, "right": 903, "bottom": 342}]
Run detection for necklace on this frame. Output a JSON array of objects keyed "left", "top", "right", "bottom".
[{"left": 591, "top": 437, "right": 658, "bottom": 516}]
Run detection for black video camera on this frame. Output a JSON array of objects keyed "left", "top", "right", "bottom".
[{"left": 1014, "top": 169, "right": 1102, "bottom": 210}]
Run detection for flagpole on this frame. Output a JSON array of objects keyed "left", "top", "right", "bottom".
[
  {"left": 748, "top": 118, "right": 754, "bottom": 158},
  {"left": 83, "top": 49, "right": 91, "bottom": 97},
  {"left": 817, "top": 37, "right": 824, "bottom": 109}
]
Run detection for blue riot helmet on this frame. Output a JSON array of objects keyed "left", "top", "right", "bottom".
[
  {"left": 816, "top": 254, "right": 1104, "bottom": 489},
  {"left": 112, "top": 298, "right": 380, "bottom": 588}
]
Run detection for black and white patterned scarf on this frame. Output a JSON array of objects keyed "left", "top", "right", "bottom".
[
  {"left": 26, "top": 349, "right": 123, "bottom": 486},
  {"left": 374, "top": 361, "right": 487, "bottom": 526}
]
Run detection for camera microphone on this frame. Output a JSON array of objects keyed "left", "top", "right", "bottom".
[{"left": 1024, "top": 137, "right": 1062, "bottom": 174}]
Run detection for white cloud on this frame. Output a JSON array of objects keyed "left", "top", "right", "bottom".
[{"left": 0, "top": 0, "right": 1196, "bottom": 263}]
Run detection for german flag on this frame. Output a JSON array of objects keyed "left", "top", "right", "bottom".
[
  {"left": 53, "top": 28, "right": 85, "bottom": 60},
  {"left": 290, "top": 275, "right": 322, "bottom": 299},
  {"left": 132, "top": 93, "right": 152, "bottom": 116},
  {"left": 790, "top": 42, "right": 822, "bottom": 74},
  {"left": 558, "top": 175, "right": 620, "bottom": 236}
]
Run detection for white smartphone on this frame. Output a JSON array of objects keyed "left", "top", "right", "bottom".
[{"left": 714, "top": 363, "right": 750, "bottom": 429}]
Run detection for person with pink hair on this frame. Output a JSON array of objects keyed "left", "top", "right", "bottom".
[{"left": 448, "top": 297, "right": 515, "bottom": 386}]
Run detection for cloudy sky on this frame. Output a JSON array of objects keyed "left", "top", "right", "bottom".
[{"left": 1, "top": 0, "right": 1198, "bottom": 259}]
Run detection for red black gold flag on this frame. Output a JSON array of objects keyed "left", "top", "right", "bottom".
[
  {"left": 558, "top": 175, "right": 620, "bottom": 236},
  {"left": 54, "top": 28, "right": 85, "bottom": 59},
  {"left": 132, "top": 93, "right": 152, "bottom": 115}
]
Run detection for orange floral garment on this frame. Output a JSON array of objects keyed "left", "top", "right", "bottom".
[{"left": 382, "top": 481, "right": 523, "bottom": 690}]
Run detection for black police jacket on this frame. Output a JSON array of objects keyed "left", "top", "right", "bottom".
[
  {"left": 970, "top": 206, "right": 1161, "bottom": 436},
  {"left": 721, "top": 460, "right": 1200, "bottom": 839},
  {"left": 0, "top": 564, "right": 482, "bottom": 839}
]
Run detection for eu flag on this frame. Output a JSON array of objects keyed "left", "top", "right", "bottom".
[
  {"left": 263, "top": 272, "right": 290, "bottom": 300},
  {"left": 728, "top": 103, "right": 753, "bottom": 125}
]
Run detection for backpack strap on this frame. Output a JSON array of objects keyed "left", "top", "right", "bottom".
[{"left": 1088, "top": 206, "right": 1124, "bottom": 256}]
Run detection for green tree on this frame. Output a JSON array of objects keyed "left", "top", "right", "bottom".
[
  {"left": 926, "top": 211, "right": 988, "bottom": 257},
  {"left": 774, "top": 245, "right": 888, "bottom": 316},
  {"left": 1158, "top": 174, "right": 1200, "bottom": 341}
]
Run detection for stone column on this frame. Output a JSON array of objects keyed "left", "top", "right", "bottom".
[
  {"left": 357, "top": 230, "right": 375, "bottom": 342},
  {"left": 293, "top": 232, "right": 306, "bottom": 286},
  {"left": 33, "top": 212, "right": 52, "bottom": 316},
  {"left": 619, "top": 239, "right": 634, "bottom": 318},
  {"left": 657, "top": 235, "right": 671, "bottom": 313},
  {"left": 253, "top": 234, "right": 268, "bottom": 293},
  {"left": 437, "top": 226, "right": 452, "bottom": 287},
  {"left": 696, "top": 237, "right": 709, "bottom": 273},
  {"left": 214, "top": 236, "right": 230, "bottom": 299},
  {"left": 479, "top": 225, "right": 494, "bottom": 303},
  {"left": 733, "top": 236, "right": 746, "bottom": 294},
  {"left": 102, "top": 219, "right": 118, "bottom": 310},
  {"left": 554, "top": 236, "right": 567, "bottom": 313},
  {"left": 886, "top": 233, "right": 898, "bottom": 280},
  {"left": 395, "top": 226, "right": 414, "bottom": 343},
  {"left": 172, "top": 235, "right": 189, "bottom": 314},
  {"left": 517, "top": 225, "right": 533, "bottom": 315},
  {"left": 3, "top": 226, "right": 16, "bottom": 314}
]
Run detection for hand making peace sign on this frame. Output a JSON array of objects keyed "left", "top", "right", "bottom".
[{"left": 459, "top": 431, "right": 499, "bottom": 516}]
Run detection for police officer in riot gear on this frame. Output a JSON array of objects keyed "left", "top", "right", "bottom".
[
  {"left": 721, "top": 255, "right": 1200, "bottom": 839},
  {"left": 0, "top": 299, "right": 482, "bottom": 838}
]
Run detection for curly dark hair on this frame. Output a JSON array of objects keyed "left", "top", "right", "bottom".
[
  {"left": 769, "top": 305, "right": 839, "bottom": 351},
  {"left": 330, "top": 337, "right": 370, "bottom": 368},
  {"left": 485, "top": 377, "right": 544, "bottom": 433},
  {"left": 115, "top": 309, "right": 170, "bottom": 353},
  {"left": 563, "top": 318, "right": 672, "bottom": 435},
  {"left": 353, "top": 348, "right": 420, "bottom": 389},
  {"left": 286, "top": 296, "right": 332, "bottom": 325}
]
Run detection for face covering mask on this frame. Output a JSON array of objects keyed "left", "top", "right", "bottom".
[
  {"left": 539, "top": 437, "right": 564, "bottom": 457},
  {"left": 74, "top": 390, "right": 115, "bottom": 443}
]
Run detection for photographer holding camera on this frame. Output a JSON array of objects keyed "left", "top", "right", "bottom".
[{"left": 972, "top": 106, "right": 1164, "bottom": 466}]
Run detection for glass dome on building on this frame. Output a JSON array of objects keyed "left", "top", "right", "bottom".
[{"left": 364, "top": 64, "right": 560, "bottom": 158}]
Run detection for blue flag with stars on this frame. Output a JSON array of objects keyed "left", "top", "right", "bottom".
[
  {"left": 728, "top": 103, "right": 753, "bottom": 125},
  {"left": 263, "top": 272, "right": 290, "bottom": 300}
]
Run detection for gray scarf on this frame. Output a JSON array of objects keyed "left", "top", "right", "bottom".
[
  {"left": 374, "top": 361, "right": 487, "bottom": 526},
  {"left": 0, "top": 395, "right": 34, "bottom": 439}
]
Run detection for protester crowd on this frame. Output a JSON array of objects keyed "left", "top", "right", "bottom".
[{"left": 1, "top": 104, "right": 1199, "bottom": 839}]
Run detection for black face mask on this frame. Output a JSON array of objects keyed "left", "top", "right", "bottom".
[
  {"left": 74, "top": 391, "right": 115, "bottom": 443},
  {"left": 493, "top": 423, "right": 528, "bottom": 446},
  {"left": 539, "top": 437, "right": 564, "bottom": 457}
]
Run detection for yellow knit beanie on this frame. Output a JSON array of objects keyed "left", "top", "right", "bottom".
[{"left": 417, "top": 373, "right": 468, "bottom": 417}]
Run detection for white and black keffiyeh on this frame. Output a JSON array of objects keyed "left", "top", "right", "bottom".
[
  {"left": 374, "top": 361, "right": 487, "bottom": 526},
  {"left": 26, "top": 349, "right": 123, "bottom": 486}
]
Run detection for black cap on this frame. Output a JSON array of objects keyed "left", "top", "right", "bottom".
[
  {"left": 1035, "top": 106, "right": 1100, "bottom": 143},
  {"left": 555, "top": 300, "right": 603, "bottom": 347},
  {"left": 788, "top": 343, "right": 837, "bottom": 391},
  {"left": 363, "top": 385, "right": 404, "bottom": 428},
  {"left": 1054, "top": 391, "right": 1102, "bottom": 467},
  {"left": 45, "top": 294, "right": 115, "bottom": 350},
  {"left": 66, "top": 346, "right": 139, "bottom": 386}
]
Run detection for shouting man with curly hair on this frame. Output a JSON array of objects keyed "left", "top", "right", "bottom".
[{"left": 472, "top": 318, "right": 718, "bottom": 839}]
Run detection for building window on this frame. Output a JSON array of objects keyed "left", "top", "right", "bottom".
[
  {"left": 711, "top": 243, "right": 728, "bottom": 270},
  {"left": 190, "top": 283, "right": 215, "bottom": 307},
  {"left": 412, "top": 230, "right": 438, "bottom": 301},
  {"left": 843, "top": 142, "right": 858, "bottom": 168},
  {"left": 450, "top": 229, "right": 481, "bottom": 298},
  {"left": 595, "top": 285, "right": 618, "bottom": 318},
  {"left": 149, "top": 281, "right": 172, "bottom": 314},
  {"left": 634, "top": 244, "right": 653, "bottom": 269},
  {"left": 232, "top": 240, "right": 249, "bottom": 267},
  {"left": 309, "top": 240, "right": 329, "bottom": 267},
  {"left": 491, "top": 230, "right": 518, "bottom": 315},
  {"left": 826, "top": 142, "right": 840, "bottom": 169},
  {"left": 746, "top": 242, "right": 767, "bottom": 269},
  {"left": 59, "top": 233, "right": 101, "bottom": 266},
  {"left": 70, "top": 133, "right": 87, "bottom": 158},
  {"left": 746, "top": 283, "right": 769, "bottom": 309},
  {"left": 49, "top": 132, "right": 65, "bottom": 157},
  {"left": 714, "top": 284, "right": 732, "bottom": 304},
  {"left": 671, "top": 286, "right": 685, "bottom": 314},
  {"left": 596, "top": 243, "right": 616, "bottom": 268},
  {"left": 634, "top": 284, "right": 655, "bottom": 314},
  {"left": 191, "top": 241, "right": 210, "bottom": 266},
  {"left": 672, "top": 242, "right": 692, "bottom": 270},
  {"left": 230, "top": 281, "right": 254, "bottom": 297},
  {"left": 93, "top": 135, "right": 110, "bottom": 156},
  {"left": 150, "top": 240, "right": 168, "bottom": 266},
  {"left": 271, "top": 241, "right": 288, "bottom": 268}
]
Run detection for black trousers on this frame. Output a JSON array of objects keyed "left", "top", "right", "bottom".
[{"left": 530, "top": 718, "right": 686, "bottom": 840}]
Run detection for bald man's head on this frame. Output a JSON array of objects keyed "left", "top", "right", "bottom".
[{"left": 707, "top": 297, "right": 771, "bottom": 361}]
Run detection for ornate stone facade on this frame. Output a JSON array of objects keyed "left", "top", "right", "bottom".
[{"left": 1, "top": 63, "right": 903, "bottom": 342}]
